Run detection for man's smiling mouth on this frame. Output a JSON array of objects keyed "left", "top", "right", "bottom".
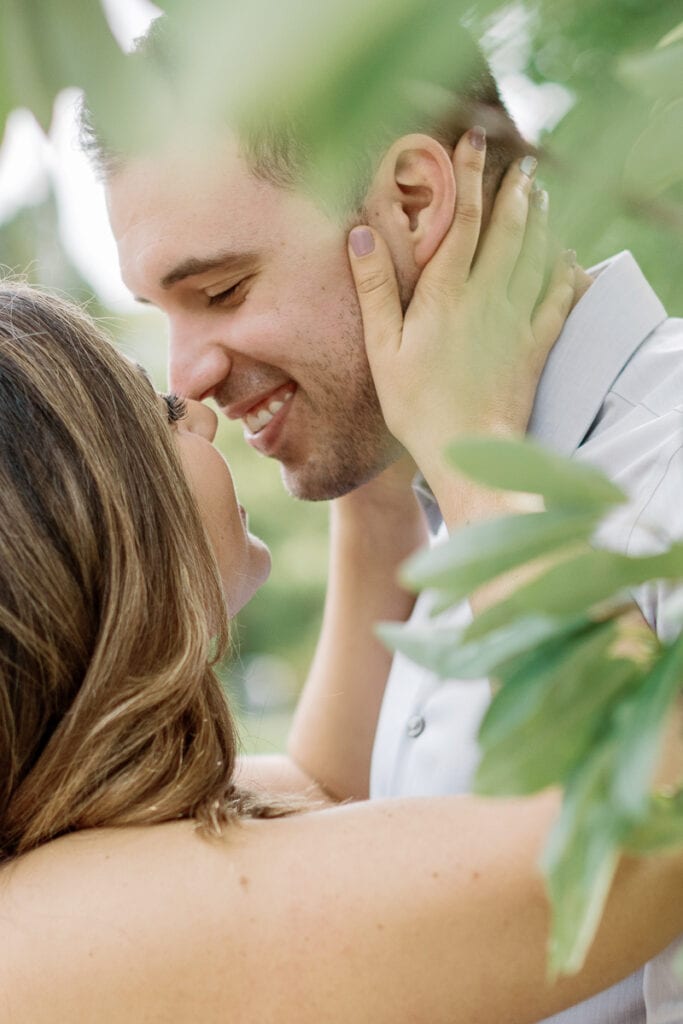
[{"left": 243, "top": 384, "right": 295, "bottom": 435}]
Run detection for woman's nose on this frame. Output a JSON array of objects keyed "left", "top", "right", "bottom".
[{"left": 183, "top": 399, "right": 219, "bottom": 443}]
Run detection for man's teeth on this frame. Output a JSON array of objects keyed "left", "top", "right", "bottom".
[{"left": 244, "top": 391, "right": 292, "bottom": 434}]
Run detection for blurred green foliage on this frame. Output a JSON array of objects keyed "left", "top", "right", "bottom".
[
  {"left": 383, "top": 438, "right": 683, "bottom": 974},
  {"left": 513, "top": 0, "right": 683, "bottom": 314}
]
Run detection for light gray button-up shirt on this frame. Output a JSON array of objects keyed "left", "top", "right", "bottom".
[{"left": 370, "top": 251, "right": 683, "bottom": 1023}]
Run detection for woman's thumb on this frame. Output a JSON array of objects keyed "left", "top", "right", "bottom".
[{"left": 347, "top": 226, "right": 403, "bottom": 360}]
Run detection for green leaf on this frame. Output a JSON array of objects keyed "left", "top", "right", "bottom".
[
  {"left": 401, "top": 508, "right": 599, "bottom": 607},
  {"left": 475, "top": 625, "right": 639, "bottom": 795},
  {"left": 624, "top": 790, "right": 683, "bottom": 854},
  {"left": 0, "top": 0, "right": 174, "bottom": 154},
  {"left": 445, "top": 437, "right": 627, "bottom": 511},
  {"left": 610, "top": 632, "right": 683, "bottom": 822},
  {"left": 542, "top": 742, "right": 623, "bottom": 976},
  {"left": 537, "top": 633, "right": 683, "bottom": 973},
  {"left": 0, "top": 0, "right": 57, "bottom": 129},
  {"left": 618, "top": 37, "right": 683, "bottom": 104},
  {"left": 149, "top": 0, "right": 485, "bottom": 213},
  {"left": 466, "top": 545, "right": 683, "bottom": 641},
  {"left": 254, "top": 0, "right": 484, "bottom": 210},
  {"left": 660, "top": 23, "right": 683, "bottom": 47},
  {"left": 676, "top": 945, "right": 683, "bottom": 982},
  {"left": 476, "top": 630, "right": 586, "bottom": 744},
  {"left": 0, "top": 0, "right": 130, "bottom": 132},
  {"left": 624, "top": 98, "right": 683, "bottom": 196},
  {"left": 376, "top": 612, "right": 590, "bottom": 681}
]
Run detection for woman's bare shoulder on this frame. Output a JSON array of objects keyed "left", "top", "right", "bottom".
[
  {"left": 1, "top": 819, "right": 246, "bottom": 921},
  {"left": 0, "top": 802, "right": 471, "bottom": 1023},
  {"left": 0, "top": 820, "right": 265, "bottom": 1023},
  {"left": 0, "top": 808, "right": 422, "bottom": 1023}
]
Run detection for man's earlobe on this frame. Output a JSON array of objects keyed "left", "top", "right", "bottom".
[{"left": 370, "top": 134, "right": 456, "bottom": 270}]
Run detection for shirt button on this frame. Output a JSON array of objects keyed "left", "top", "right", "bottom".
[{"left": 406, "top": 714, "right": 426, "bottom": 738}]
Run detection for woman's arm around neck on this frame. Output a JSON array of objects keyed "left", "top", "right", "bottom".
[{"left": 2, "top": 791, "right": 682, "bottom": 1024}]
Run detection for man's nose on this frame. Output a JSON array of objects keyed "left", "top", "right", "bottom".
[
  {"left": 168, "top": 317, "right": 234, "bottom": 402},
  {"left": 183, "top": 399, "right": 219, "bottom": 443}
]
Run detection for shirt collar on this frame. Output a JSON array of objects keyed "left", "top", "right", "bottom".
[{"left": 527, "top": 250, "right": 667, "bottom": 454}]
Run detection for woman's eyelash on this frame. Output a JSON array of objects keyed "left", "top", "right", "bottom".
[{"left": 162, "top": 393, "right": 188, "bottom": 423}]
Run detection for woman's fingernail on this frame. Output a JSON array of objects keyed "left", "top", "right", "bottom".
[
  {"left": 563, "top": 248, "right": 577, "bottom": 267},
  {"left": 519, "top": 155, "right": 538, "bottom": 178},
  {"left": 531, "top": 187, "right": 548, "bottom": 212},
  {"left": 468, "top": 126, "right": 486, "bottom": 151},
  {"left": 349, "top": 226, "right": 375, "bottom": 257}
]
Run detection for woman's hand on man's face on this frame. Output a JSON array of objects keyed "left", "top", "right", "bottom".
[{"left": 347, "top": 127, "right": 577, "bottom": 495}]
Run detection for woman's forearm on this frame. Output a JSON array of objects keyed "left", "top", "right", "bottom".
[{"left": 13, "top": 792, "right": 682, "bottom": 1024}]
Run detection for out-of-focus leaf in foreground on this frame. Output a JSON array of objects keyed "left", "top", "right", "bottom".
[
  {"left": 467, "top": 544, "right": 683, "bottom": 639},
  {"left": 0, "top": 0, "right": 171, "bottom": 150},
  {"left": 445, "top": 437, "right": 627, "bottom": 511},
  {"left": 475, "top": 624, "right": 640, "bottom": 795},
  {"left": 543, "top": 633, "right": 683, "bottom": 974},
  {"left": 0, "top": 0, "right": 120, "bottom": 129},
  {"left": 626, "top": 791, "right": 683, "bottom": 855},
  {"left": 618, "top": 26, "right": 683, "bottom": 104},
  {"left": 611, "top": 635, "right": 683, "bottom": 823},
  {"left": 145, "top": 0, "right": 486, "bottom": 211},
  {"left": 620, "top": 24, "right": 683, "bottom": 204},
  {"left": 624, "top": 98, "right": 683, "bottom": 199},
  {"left": 541, "top": 740, "right": 623, "bottom": 976},
  {"left": 401, "top": 508, "right": 601, "bottom": 612},
  {"left": 380, "top": 436, "right": 683, "bottom": 975},
  {"left": 377, "top": 612, "right": 590, "bottom": 682}
]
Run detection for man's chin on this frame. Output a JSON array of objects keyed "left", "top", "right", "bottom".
[
  {"left": 279, "top": 453, "right": 394, "bottom": 502},
  {"left": 280, "top": 467, "right": 361, "bottom": 502}
]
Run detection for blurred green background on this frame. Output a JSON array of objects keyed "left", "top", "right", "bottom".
[{"left": 0, "top": 0, "right": 680, "bottom": 751}]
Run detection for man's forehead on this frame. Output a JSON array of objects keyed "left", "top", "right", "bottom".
[
  {"left": 108, "top": 137, "right": 256, "bottom": 216},
  {"left": 106, "top": 139, "right": 279, "bottom": 289}
]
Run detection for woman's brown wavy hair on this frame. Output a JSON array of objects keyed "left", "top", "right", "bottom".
[{"left": 0, "top": 282, "right": 279, "bottom": 860}]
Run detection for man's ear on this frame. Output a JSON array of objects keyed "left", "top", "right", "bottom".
[{"left": 365, "top": 134, "right": 456, "bottom": 271}]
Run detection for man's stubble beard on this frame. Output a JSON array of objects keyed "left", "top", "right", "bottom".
[
  {"left": 280, "top": 374, "right": 402, "bottom": 501},
  {"left": 279, "top": 215, "right": 417, "bottom": 503},
  {"left": 279, "top": 305, "right": 405, "bottom": 502}
]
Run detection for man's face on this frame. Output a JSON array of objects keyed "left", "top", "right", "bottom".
[{"left": 107, "top": 138, "right": 402, "bottom": 500}]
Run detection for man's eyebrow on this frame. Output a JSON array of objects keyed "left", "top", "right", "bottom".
[{"left": 159, "top": 250, "right": 258, "bottom": 290}]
